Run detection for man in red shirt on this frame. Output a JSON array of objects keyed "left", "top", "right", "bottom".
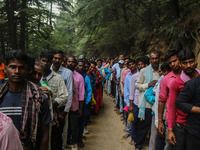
[
  {"left": 167, "top": 49, "right": 200, "bottom": 150},
  {"left": 158, "top": 50, "right": 181, "bottom": 150}
]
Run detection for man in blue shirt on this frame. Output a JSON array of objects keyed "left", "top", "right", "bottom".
[
  {"left": 111, "top": 58, "right": 124, "bottom": 114},
  {"left": 76, "top": 59, "right": 92, "bottom": 148},
  {"left": 123, "top": 59, "right": 137, "bottom": 139}
]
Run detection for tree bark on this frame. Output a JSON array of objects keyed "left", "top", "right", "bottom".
[
  {"left": 6, "top": 0, "right": 18, "bottom": 49},
  {"left": 0, "top": 33, "right": 5, "bottom": 57},
  {"left": 19, "top": 0, "right": 27, "bottom": 51}
]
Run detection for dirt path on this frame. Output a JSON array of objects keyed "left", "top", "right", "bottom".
[{"left": 82, "top": 93, "right": 149, "bottom": 150}]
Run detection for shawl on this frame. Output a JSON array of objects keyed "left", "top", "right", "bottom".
[{"left": 138, "top": 64, "right": 153, "bottom": 120}]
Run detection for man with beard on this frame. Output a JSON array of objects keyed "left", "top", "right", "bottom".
[
  {"left": 66, "top": 56, "right": 85, "bottom": 150},
  {"left": 51, "top": 50, "right": 73, "bottom": 149},
  {"left": 176, "top": 63, "right": 200, "bottom": 150},
  {"left": 158, "top": 50, "right": 182, "bottom": 150},
  {"left": 0, "top": 50, "right": 51, "bottom": 150},
  {"left": 167, "top": 49, "right": 200, "bottom": 150},
  {"left": 76, "top": 59, "right": 92, "bottom": 148},
  {"left": 135, "top": 51, "right": 160, "bottom": 150},
  {"left": 39, "top": 50, "right": 68, "bottom": 150}
]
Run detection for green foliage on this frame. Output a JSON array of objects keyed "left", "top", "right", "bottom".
[{"left": 1, "top": 0, "right": 200, "bottom": 58}]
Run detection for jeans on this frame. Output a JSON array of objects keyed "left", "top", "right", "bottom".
[
  {"left": 131, "top": 103, "right": 139, "bottom": 142},
  {"left": 135, "top": 108, "right": 152, "bottom": 149},
  {"left": 186, "top": 131, "right": 200, "bottom": 150},
  {"left": 172, "top": 123, "right": 186, "bottom": 150},
  {"left": 68, "top": 111, "right": 79, "bottom": 145}
]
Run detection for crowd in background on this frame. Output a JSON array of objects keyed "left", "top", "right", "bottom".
[
  {"left": 0, "top": 48, "right": 200, "bottom": 150},
  {"left": 103, "top": 50, "right": 200, "bottom": 150}
]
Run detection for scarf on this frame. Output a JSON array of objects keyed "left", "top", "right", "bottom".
[
  {"left": 97, "top": 66, "right": 106, "bottom": 78},
  {"left": 0, "top": 81, "right": 44, "bottom": 144},
  {"left": 138, "top": 64, "right": 153, "bottom": 120}
]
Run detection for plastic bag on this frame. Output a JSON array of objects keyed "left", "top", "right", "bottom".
[
  {"left": 128, "top": 112, "right": 134, "bottom": 122},
  {"left": 91, "top": 93, "right": 96, "bottom": 105}
]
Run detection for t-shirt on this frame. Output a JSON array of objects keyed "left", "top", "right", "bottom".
[
  {"left": 176, "top": 75, "right": 200, "bottom": 138},
  {"left": 0, "top": 91, "right": 51, "bottom": 131},
  {"left": 0, "top": 63, "right": 5, "bottom": 79},
  {"left": 0, "top": 91, "right": 22, "bottom": 130}
]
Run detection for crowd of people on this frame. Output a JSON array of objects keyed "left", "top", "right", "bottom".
[
  {"left": 103, "top": 50, "right": 200, "bottom": 150},
  {"left": 0, "top": 48, "right": 200, "bottom": 150}
]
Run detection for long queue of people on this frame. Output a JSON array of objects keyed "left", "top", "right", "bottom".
[
  {"left": 0, "top": 49, "right": 112, "bottom": 150},
  {"left": 0, "top": 48, "right": 200, "bottom": 150},
  {"left": 103, "top": 49, "right": 200, "bottom": 150}
]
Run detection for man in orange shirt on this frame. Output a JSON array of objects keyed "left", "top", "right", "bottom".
[{"left": 0, "top": 58, "right": 5, "bottom": 85}]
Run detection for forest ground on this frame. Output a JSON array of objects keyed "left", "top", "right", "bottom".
[{"left": 80, "top": 92, "right": 149, "bottom": 150}]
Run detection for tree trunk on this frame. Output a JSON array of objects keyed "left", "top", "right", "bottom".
[
  {"left": 0, "top": 33, "right": 5, "bottom": 57},
  {"left": 19, "top": 0, "right": 27, "bottom": 51},
  {"left": 6, "top": 0, "right": 18, "bottom": 49}
]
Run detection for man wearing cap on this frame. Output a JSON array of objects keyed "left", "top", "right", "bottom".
[{"left": 111, "top": 56, "right": 125, "bottom": 114}]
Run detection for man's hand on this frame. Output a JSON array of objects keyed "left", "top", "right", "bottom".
[
  {"left": 128, "top": 106, "right": 134, "bottom": 112},
  {"left": 59, "top": 112, "right": 67, "bottom": 120},
  {"left": 148, "top": 80, "right": 157, "bottom": 87},
  {"left": 158, "top": 121, "right": 165, "bottom": 136},
  {"left": 168, "top": 130, "right": 176, "bottom": 145},
  {"left": 40, "top": 86, "right": 52, "bottom": 98}
]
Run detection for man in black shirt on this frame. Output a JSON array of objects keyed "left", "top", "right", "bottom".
[{"left": 176, "top": 75, "right": 200, "bottom": 150}]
